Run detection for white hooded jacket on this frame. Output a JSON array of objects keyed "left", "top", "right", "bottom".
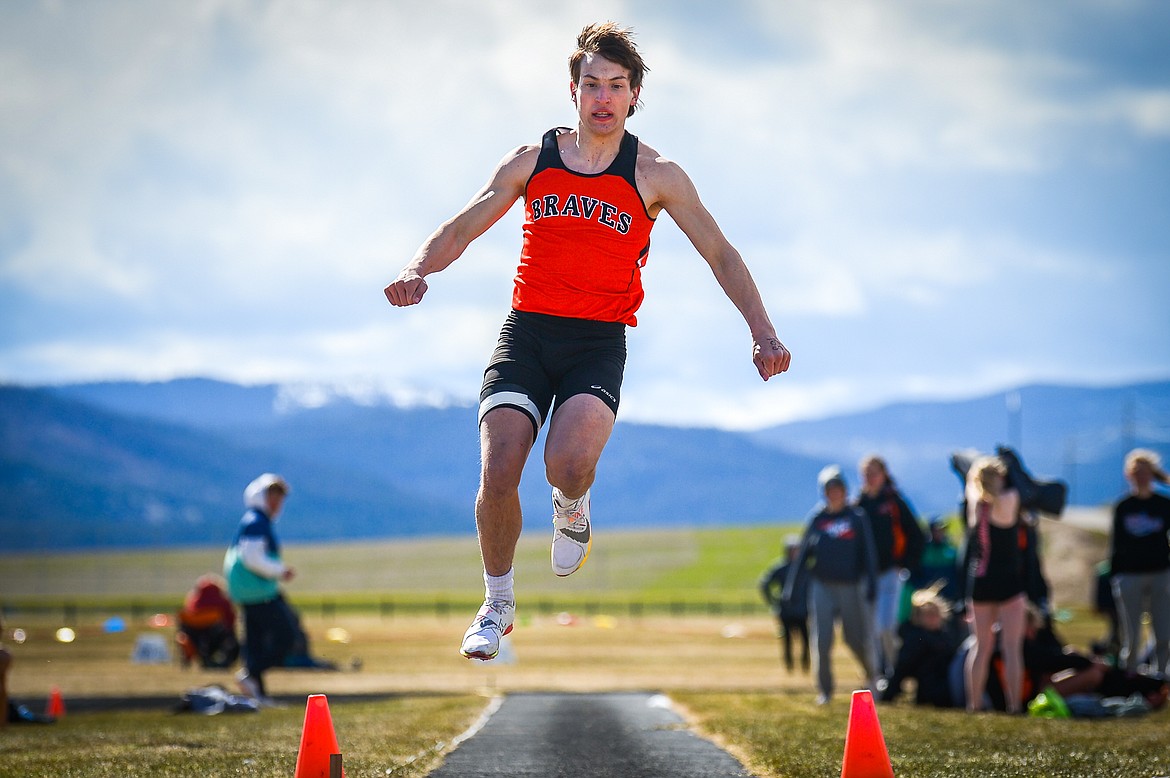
[{"left": 236, "top": 474, "right": 289, "bottom": 580}]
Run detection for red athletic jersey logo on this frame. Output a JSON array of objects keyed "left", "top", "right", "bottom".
[{"left": 512, "top": 143, "right": 654, "bottom": 325}]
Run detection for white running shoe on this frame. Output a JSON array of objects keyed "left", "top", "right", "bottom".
[
  {"left": 460, "top": 599, "right": 515, "bottom": 661},
  {"left": 551, "top": 488, "right": 592, "bottom": 577}
]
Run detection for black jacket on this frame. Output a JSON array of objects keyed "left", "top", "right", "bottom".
[{"left": 857, "top": 484, "right": 926, "bottom": 572}]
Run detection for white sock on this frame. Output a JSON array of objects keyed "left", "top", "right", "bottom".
[
  {"left": 484, "top": 568, "right": 514, "bottom": 602},
  {"left": 552, "top": 487, "right": 582, "bottom": 509}
]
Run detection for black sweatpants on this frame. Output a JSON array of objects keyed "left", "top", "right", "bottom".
[{"left": 242, "top": 594, "right": 298, "bottom": 694}]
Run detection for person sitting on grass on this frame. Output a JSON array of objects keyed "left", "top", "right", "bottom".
[
  {"left": 879, "top": 585, "right": 959, "bottom": 707},
  {"left": 1020, "top": 602, "right": 1099, "bottom": 703},
  {"left": 176, "top": 574, "right": 240, "bottom": 670},
  {"left": 1022, "top": 603, "right": 1169, "bottom": 711},
  {"left": 280, "top": 606, "right": 339, "bottom": 671}
]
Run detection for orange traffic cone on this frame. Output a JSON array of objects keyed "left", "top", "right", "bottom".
[
  {"left": 46, "top": 686, "right": 66, "bottom": 719},
  {"left": 841, "top": 689, "right": 894, "bottom": 778},
  {"left": 294, "top": 694, "right": 345, "bottom": 778}
]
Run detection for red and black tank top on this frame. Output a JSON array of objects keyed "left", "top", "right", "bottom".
[{"left": 512, "top": 127, "right": 655, "bottom": 325}]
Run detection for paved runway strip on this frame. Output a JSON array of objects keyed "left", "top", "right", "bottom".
[{"left": 429, "top": 692, "right": 751, "bottom": 777}]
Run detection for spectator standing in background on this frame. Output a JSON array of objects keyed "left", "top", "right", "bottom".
[
  {"left": 1109, "top": 448, "right": 1170, "bottom": 675},
  {"left": 759, "top": 535, "right": 810, "bottom": 673},
  {"left": 223, "top": 473, "right": 298, "bottom": 707},
  {"left": 857, "top": 455, "right": 926, "bottom": 678},
  {"left": 963, "top": 456, "right": 1026, "bottom": 714},
  {"left": 785, "top": 465, "right": 879, "bottom": 705}
]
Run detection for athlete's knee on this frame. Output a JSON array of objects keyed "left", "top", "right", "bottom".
[
  {"left": 544, "top": 452, "right": 596, "bottom": 495},
  {"left": 544, "top": 409, "right": 610, "bottom": 492}
]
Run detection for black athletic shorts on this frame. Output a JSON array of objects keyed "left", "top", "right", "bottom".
[{"left": 478, "top": 310, "right": 627, "bottom": 439}]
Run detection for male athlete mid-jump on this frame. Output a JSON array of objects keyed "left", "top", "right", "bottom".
[{"left": 385, "top": 22, "right": 791, "bottom": 660}]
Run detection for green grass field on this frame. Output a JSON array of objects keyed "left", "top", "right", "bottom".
[
  {"left": 5, "top": 522, "right": 1163, "bottom": 778},
  {"left": 1, "top": 693, "right": 483, "bottom": 777},
  {"left": 678, "top": 691, "right": 1170, "bottom": 778},
  {"left": 7, "top": 685, "right": 1167, "bottom": 778},
  {"left": 0, "top": 524, "right": 802, "bottom": 600}
]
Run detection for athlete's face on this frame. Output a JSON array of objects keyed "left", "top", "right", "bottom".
[{"left": 571, "top": 53, "right": 639, "bottom": 134}]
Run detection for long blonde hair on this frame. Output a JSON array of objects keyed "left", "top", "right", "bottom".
[
  {"left": 967, "top": 456, "right": 1006, "bottom": 503},
  {"left": 909, "top": 582, "right": 952, "bottom": 626}
]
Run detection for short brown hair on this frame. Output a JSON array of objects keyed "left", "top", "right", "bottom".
[{"left": 569, "top": 22, "right": 648, "bottom": 117}]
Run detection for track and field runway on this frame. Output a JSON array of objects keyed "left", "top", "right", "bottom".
[{"left": 428, "top": 691, "right": 751, "bottom": 777}]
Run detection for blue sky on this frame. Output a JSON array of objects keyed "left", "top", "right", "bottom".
[{"left": 1, "top": 0, "right": 1168, "bottom": 429}]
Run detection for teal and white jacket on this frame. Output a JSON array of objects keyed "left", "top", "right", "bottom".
[{"left": 223, "top": 489, "right": 288, "bottom": 606}]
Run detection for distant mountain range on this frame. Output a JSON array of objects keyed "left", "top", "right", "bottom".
[{"left": 2, "top": 377, "right": 1167, "bottom": 551}]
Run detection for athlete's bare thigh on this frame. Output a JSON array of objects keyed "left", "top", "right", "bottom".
[{"left": 545, "top": 393, "right": 615, "bottom": 491}]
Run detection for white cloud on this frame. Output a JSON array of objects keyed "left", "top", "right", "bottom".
[{"left": 1101, "top": 88, "right": 1170, "bottom": 137}]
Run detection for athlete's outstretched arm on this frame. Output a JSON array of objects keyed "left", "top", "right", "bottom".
[
  {"left": 653, "top": 159, "right": 791, "bottom": 381},
  {"left": 384, "top": 146, "right": 535, "bottom": 307}
]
